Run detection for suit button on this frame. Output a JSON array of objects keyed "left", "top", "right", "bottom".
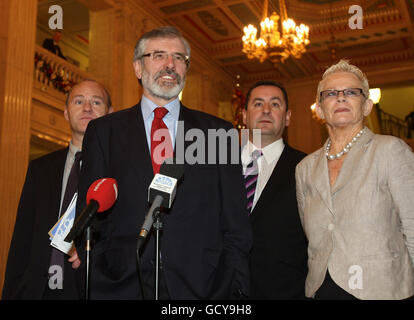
[{"left": 328, "top": 223, "right": 334, "bottom": 231}]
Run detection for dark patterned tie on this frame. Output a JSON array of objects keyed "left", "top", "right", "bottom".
[
  {"left": 150, "top": 107, "right": 173, "bottom": 174},
  {"left": 48, "top": 151, "right": 81, "bottom": 291},
  {"left": 244, "top": 150, "right": 262, "bottom": 214},
  {"left": 60, "top": 151, "right": 82, "bottom": 215}
]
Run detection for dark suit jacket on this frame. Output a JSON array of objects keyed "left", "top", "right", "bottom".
[
  {"left": 249, "top": 144, "right": 308, "bottom": 299},
  {"left": 2, "top": 148, "right": 81, "bottom": 299},
  {"left": 42, "top": 38, "right": 66, "bottom": 60},
  {"left": 76, "top": 102, "right": 252, "bottom": 299}
]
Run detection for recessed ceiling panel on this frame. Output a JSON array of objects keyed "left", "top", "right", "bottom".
[
  {"left": 160, "top": 0, "right": 214, "bottom": 15},
  {"left": 228, "top": 2, "right": 258, "bottom": 26},
  {"left": 182, "top": 8, "right": 243, "bottom": 42}
]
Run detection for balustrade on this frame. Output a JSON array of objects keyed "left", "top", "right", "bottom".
[{"left": 34, "top": 44, "right": 92, "bottom": 94}]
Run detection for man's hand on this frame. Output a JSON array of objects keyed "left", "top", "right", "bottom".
[{"left": 68, "top": 247, "right": 81, "bottom": 269}]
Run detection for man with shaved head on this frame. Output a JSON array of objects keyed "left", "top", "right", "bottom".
[{"left": 2, "top": 80, "right": 112, "bottom": 299}]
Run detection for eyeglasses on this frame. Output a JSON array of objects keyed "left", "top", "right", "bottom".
[
  {"left": 140, "top": 51, "right": 189, "bottom": 66},
  {"left": 320, "top": 88, "right": 366, "bottom": 101}
]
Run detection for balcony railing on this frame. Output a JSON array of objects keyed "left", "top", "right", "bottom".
[
  {"left": 34, "top": 44, "right": 92, "bottom": 94},
  {"left": 31, "top": 45, "right": 96, "bottom": 156},
  {"left": 377, "top": 106, "right": 412, "bottom": 139}
]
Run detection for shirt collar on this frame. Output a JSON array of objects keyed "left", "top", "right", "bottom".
[
  {"left": 141, "top": 95, "right": 180, "bottom": 121},
  {"left": 68, "top": 141, "right": 81, "bottom": 159},
  {"left": 242, "top": 138, "right": 285, "bottom": 164},
  {"left": 262, "top": 138, "right": 284, "bottom": 164}
]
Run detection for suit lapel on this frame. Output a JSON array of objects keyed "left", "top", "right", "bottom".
[
  {"left": 44, "top": 148, "right": 67, "bottom": 238},
  {"left": 331, "top": 128, "right": 374, "bottom": 195},
  {"left": 312, "top": 129, "right": 374, "bottom": 216},
  {"left": 250, "top": 146, "right": 287, "bottom": 220},
  {"left": 175, "top": 104, "right": 197, "bottom": 164},
  {"left": 120, "top": 102, "right": 193, "bottom": 182},
  {"left": 250, "top": 145, "right": 295, "bottom": 220},
  {"left": 120, "top": 103, "right": 154, "bottom": 183},
  {"left": 312, "top": 144, "right": 335, "bottom": 216}
]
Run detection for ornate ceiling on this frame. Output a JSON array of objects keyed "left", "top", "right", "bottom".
[
  {"left": 139, "top": 0, "right": 414, "bottom": 83},
  {"left": 38, "top": 0, "right": 414, "bottom": 84}
]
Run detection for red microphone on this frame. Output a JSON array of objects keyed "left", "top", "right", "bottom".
[
  {"left": 86, "top": 178, "right": 118, "bottom": 212},
  {"left": 65, "top": 178, "right": 118, "bottom": 242}
]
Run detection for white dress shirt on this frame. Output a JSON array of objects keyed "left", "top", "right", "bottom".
[{"left": 241, "top": 138, "right": 285, "bottom": 210}]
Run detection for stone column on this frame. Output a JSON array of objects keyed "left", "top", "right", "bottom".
[
  {"left": 88, "top": 8, "right": 117, "bottom": 101},
  {"left": 201, "top": 72, "right": 216, "bottom": 115},
  {"left": 0, "top": 0, "right": 37, "bottom": 292},
  {"left": 89, "top": 0, "right": 153, "bottom": 110},
  {"left": 181, "top": 71, "right": 203, "bottom": 112}
]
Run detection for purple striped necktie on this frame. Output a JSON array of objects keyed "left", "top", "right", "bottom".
[{"left": 244, "top": 149, "right": 262, "bottom": 214}]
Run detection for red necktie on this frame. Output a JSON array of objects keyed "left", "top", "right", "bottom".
[{"left": 150, "top": 107, "right": 173, "bottom": 174}]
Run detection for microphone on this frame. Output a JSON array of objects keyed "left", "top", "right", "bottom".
[
  {"left": 137, "top": 160, "right": 184, "bottom": 250},
  {"left": 65, "top": 178, "right": 118, "bottom": 242}
]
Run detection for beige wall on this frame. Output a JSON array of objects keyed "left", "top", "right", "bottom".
[
  {"left": 380, "top": 85, "right": 414, "bottom": 119},
  {"left": 285, "top": 79, "right": 326, "bottom": 154}
]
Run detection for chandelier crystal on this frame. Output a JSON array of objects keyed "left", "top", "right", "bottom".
[{"left": 242, "top": 0, "right": 310, "bottom": 65}]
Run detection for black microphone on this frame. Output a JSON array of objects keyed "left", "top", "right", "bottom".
[
  {"left": 136, "top": 160, "right": 184, "bottom": 252},
  {"left": 65, "top": 178, "right": 118, "bottom": 242}
]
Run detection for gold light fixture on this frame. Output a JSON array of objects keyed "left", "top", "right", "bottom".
[
  {"left": 369, "top": 88, "right": 381, "bottom": 104},
  {"left": 310, "top": 103, "right": 325, "bottom": 124},
  {"left": 242, "top": 0, "right": 310, "bottom": 66}
]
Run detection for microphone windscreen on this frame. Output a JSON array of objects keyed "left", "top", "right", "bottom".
[
  {"left": 159, "top": 159, "right": 185, "bottom": 181},
  {"left": 86, "top": 178, "right": 118, "bottom": 212}
]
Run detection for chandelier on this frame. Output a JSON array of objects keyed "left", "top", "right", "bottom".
[{"left": 242, "top": 0, "right": 310, "bottom": 65}]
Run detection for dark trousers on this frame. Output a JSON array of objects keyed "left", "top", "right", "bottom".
[
  {"left": 314, "top": 270, "right": 414, "bottom": 300},
  {"left": 314, "top": 271, "right": 357, "bottom": 300}
]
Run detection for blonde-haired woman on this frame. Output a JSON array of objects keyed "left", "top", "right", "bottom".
[{"left": 296, "top": 60, "right": 414, "bottom": 300}]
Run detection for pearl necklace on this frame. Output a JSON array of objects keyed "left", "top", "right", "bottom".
[{"left": 325, "top": 128, "right": 365, "bottom": 160}]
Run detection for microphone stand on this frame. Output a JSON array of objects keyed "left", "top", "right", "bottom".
[
  {"left": 85, "top": 226, "right": 91, "bottom": 300},
  {"left": 153, "top": 208, "right": 163, "bottom": 301}
]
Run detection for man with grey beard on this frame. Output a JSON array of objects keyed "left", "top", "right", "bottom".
[{"left": 75, "top": 26, "right": 252, "bottom": 299}]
